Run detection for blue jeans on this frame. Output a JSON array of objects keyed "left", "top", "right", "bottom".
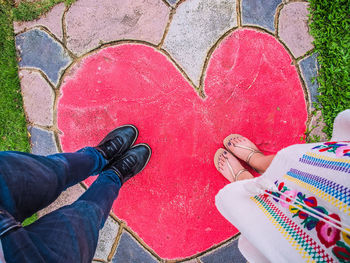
[{"left": 0, "top": 147, "right": 122, "bottom": 262}]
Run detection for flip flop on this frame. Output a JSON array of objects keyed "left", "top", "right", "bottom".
[
  {"left": 214, "top": 148, "right": 248, "bottom": 182},
  {"left": 223, "top": 134, "right": 263, "bottom": 172}
]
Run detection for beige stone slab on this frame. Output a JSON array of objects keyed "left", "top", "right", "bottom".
[
  {"left": 278, "top": 2, "right": 314, "bottom": 58},
  {"left": 38, "top": 184, "right": 86, "bottom": 218},
  {"left": 19, "top": 69, "right": 54, "bottom": 126},
  {"left": 94, "top": 216, "right": 120, "bottom": 260},
  {"left": 65, "top": 0, "right": 170, "bottom": 56}
]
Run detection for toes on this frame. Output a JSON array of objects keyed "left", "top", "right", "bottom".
[
  {"left": 218, "top": 154, "right": 226, "bottom": 162},
  {"left": 232, "top": 137, "right": 240, "bottom": 145}
]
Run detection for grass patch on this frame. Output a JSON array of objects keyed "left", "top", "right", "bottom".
[
  {"left": 13, "top": 0, "right": 75, "bottom": 21},
  {"left": 0, "top": 0, "right": 30, "bottom": 152},
  {"left": 22, "top": 213, "right": 38, "bottom": 226},
  {"left": 309, "top": 0, "right": 350, "bottom": 137}
]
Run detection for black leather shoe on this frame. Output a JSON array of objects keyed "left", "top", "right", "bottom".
[
  {"left": 95, "top": 125, "right": 138, "bottom": 162},
  {"left": 107, "top": 144, "right": 151, "bottom": 185}
]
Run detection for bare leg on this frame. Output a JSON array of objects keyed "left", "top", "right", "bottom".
[{"left": 249, "top": 154, "right": 275, "bottom": 173}]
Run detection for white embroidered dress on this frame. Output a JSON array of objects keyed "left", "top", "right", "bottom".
[{"left": 216, "top": 110, "right": 350, "bottom": 263}]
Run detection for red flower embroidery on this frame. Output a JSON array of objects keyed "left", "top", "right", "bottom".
[
  {"left": 278, "top": 182, "right": 284, "bottom": 191},
  {"left": 333, "top": 245, "right": 350, "bottom": 262},
  {"left": 304, "top": 196, "right": 317, "bottom": 207},
  {"left": 316, "top": 214, "right": 341, "bottom": 248},
  {"left": 298, "top": 211, "right": 308, "bottom": 220}
]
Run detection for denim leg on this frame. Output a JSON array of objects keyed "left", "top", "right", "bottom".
[
  {"left": 0, "top": 147, "right": 107, "bottom": 222},
  {"left": 2, "top": 170, "right": 121, "bottom": 263}
]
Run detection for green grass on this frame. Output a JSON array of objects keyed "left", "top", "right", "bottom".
[
  {"left": 13, "top": 0, "right": 75, "bottom": 21},
  {"left": 22, "top": 213, "right": 38, "bottom": 226},
  {"left": 309, "top": 0, "right": 350, "bottom": 137},
  {"left": 0, "top": 0, "right": 30, "bottom": 152}
]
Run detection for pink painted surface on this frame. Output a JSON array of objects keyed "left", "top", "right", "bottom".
[{"left": 57, "top": 29, "right": 307, "bottom": 259}]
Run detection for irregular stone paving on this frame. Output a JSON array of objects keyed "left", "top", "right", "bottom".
[
  {"left": 165, "top": 0, "right": 180, "bottom": 5},
  {"left": 278, "top": 2, "right": 314, "bottom": 58},
  {"left": 16, "top": 29, "right": 71, "bottom": 85},
  {"left": 241, "top": 0, "right": 281, "bottom": 32},
  {"left": 94, "top": 217, "right": 120, "bottom": 260},
  {"left": 112, "top": 231, "right": 159, "bottom": 263},
  {"left": 300, "top": 53, "right": 319, "bottom": 104},
  {"left": 27, "top": 126, "right": 58, "bottom": 155},
  {"left": 163, "top": 0, "right": 237, "bottom": 86},
  {"left": 14, "top": 3, "right": 65, "bottom": 41},
  {"left": 38, "top": 184, "right": 86, "bottom": 217},
  {"left": 65, "top": 0, "right": 170, "bottom": 56},
  {"left": 200, "top": 238, "right": 245, "bottom": 263},
  {"left": 19, "top": 70, "right": 54, "bottom": 126},
  {"left": 14, "top": 0, "right": 323, "bottom": 261}
]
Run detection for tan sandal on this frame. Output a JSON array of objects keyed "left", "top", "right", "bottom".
[
  {"left": 214, "top": 148, "right": 248, "bottom": 182},
  {"left": 223, "top": 134, "right": 263, "bottom": 173}
]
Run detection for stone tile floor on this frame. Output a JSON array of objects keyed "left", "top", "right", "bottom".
[{"left": 14, "top": 0, "right": 327, "bottom": 261}]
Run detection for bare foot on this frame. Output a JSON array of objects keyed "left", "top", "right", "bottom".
[
  {"left": 224, "top": 135, "right": 265, "bottom": 172},
  {"left": 214, "top": 148, "right": 254, "bottom": 182}
]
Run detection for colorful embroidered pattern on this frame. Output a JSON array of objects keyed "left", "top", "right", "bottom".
[
  {"left": 312, "top": 142, "right": 350, "bottom": 157},
  {"left": 252, "top": 195, "right": 333, "bottom": 262},
  {"left": 299, "top": 152, "right": 350, "bottom": 173},
  {"left": 285, "top": 169, "right": 350, "bottom": 215},
  {"left": 269, "top": 181, "right": 350, "bottom": 262}
]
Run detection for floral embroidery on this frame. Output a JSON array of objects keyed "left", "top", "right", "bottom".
[
  {"left": 313, "top": 142, "right": 350, "bottom": 157},
  {"left": 316, "top": 214, "right": 341, "bottom": 248},
  {"left": 333, "top": 241, "right": 350, "bottom": 262},
  {"left": 269, "top": 181, "right": 350, "bottom": 262}
]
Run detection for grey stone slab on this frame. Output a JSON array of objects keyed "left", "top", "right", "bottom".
[
  {"left": 163, "top": 0, "right": 237, "bottom": 86},
  {"left": 166, "top": 0, "right": 180, "bottom": 5},
  {"left": 94, "top": 217, "right": 120, "bottom": 260},
  {"left": 241, "top": 0, "right": 281, "bottom": 32},
  {"left": 300, "top": 53, "right": 319, "bottom": 104},
  {"left": 38, "top": 184, "right": 85, "bottom": 217},
  {"left": 181, "top": 259, "right": 199, "bottom": 263},
  {"left": 16, "top": 29, "right": 72, "bottom": 85},
  {"left": 112, "top": 231, "right": 158, "bottom": 263},
  {"left": 200, "top": 238, "right": 246, "bottom": 263},
  {"left": 28, "top": 126, "right": 58, "bottom": 155}
]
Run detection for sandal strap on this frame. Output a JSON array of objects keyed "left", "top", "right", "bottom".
[
  {"left": 226, "top": 161, "right": 236, "bottom": 182},
  {"left": 234, "top": 169, "right": 248, "bottom": 182},
  {"left": 233, "top": 144, "right": 262, "bottom": 164},
  {"left": 227, "top": 160, "right": 248, "bottom": 182}
]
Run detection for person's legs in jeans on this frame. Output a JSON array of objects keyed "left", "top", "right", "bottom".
[
  {"left": 2, "top": 143, "right": 151, "bottom": 263},
  {"left": 0, "top": 125, "right": 145, "bottom": 262},
  {"left": 0, "top": 124, "right": 138, "bottom": 223},
  {"left": 2, "top": 169, "right": 121, "bottom": 263},
  {"left": 0, "top": 147, "right": 106, "bottom": 222}
]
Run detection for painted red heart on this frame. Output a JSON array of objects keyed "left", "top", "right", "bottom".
[{"left": 57, "top": 29, "right": 307, "bottom": 259}]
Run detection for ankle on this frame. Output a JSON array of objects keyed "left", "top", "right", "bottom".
[
  {"left": 250, "top": 154, "right": 275, "bottom": 174},
  {"left": 236, "top": 171, "right": 254, "bottom": 181}
]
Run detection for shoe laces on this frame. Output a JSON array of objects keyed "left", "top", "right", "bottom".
[
  {"left": 100, "top": 137, "right": 123, "bottom": 158},
  {"left": 120, "top": 155, "right": 137, "bottom": 173}
]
